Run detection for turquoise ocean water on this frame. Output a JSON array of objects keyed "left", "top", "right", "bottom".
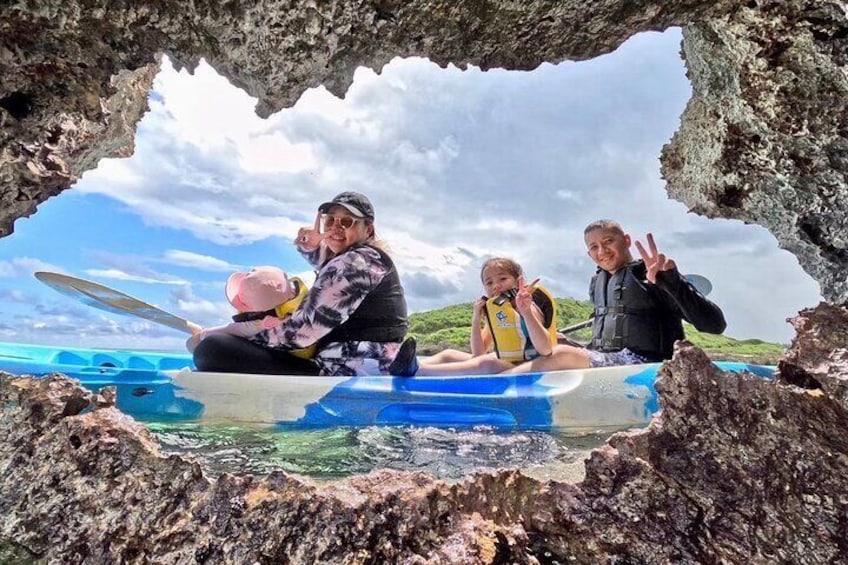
[{"left": 148, "top": 423, "right": 619, "bottom": 482}]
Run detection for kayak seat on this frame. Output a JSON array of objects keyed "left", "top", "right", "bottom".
[
  {"left": 92, "top": 353, "right": 123, "bottom": 368},
  {"left": 50, "top": 351, "right": 89, "bottom": 367},
  {"left": 127, "top": 356, "right": 155, "bottom": 370}
]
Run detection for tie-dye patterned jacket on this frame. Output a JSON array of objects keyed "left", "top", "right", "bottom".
[{"left": 248, "top": 243, "right": 407, "bottom": 376}]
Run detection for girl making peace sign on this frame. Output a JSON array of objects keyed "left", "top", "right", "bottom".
[{"left": 389, "top": 257, "right": 558, "bottom": 376}]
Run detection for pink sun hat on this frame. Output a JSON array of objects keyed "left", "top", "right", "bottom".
[{"left": 225, "top": 266, "right": 292, "bottom": 312}]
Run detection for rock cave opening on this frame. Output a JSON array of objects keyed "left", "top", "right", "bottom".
[
  {"left": 0, "top": 28, "right": 822, "bottom": 355},
  {"left": 2, "top": 2, "right": 847, "bottom": 561}
]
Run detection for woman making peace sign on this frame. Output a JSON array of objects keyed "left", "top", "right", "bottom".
[{"left": 194, "top": 192, "right": 409, "bottom": 376}]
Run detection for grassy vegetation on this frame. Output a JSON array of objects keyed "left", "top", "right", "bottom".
[
  {"left": 409, "top": 297, "right": 785, "bottom": 364},
  {"left": 684, "top": 330, "right": 785, "bottom": 364}
]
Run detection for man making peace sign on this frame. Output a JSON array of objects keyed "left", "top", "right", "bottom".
[{"left": 505, "top": 219, "right": 727, "bottom": 373}]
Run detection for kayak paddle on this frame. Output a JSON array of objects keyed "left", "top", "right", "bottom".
[
  {"left": 683, "top": 273, "right": 712, "bottom": 297},
  {"left": 35, "top": 271, "right": 200, "bottom": 334}
]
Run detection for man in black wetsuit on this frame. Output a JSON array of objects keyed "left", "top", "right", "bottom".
[{"left": 503, "top": 219, "right": 727, "bottom": 373}]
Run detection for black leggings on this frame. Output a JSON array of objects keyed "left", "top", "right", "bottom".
[{"left": 192, "top": 334, "right": 321, "bottom": 375}]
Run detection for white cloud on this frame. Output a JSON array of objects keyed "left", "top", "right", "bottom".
[
  {"left": 0, "top": 257, "right": 65, "bottom": 277},
  {"left": 238, "top": 132, "right": 318, "bottom": 174},
  {"left": 83, "top": 268, "right": 188, "bottom": 285},
  {"left": 0, "top": 289, "right": 36, "bottom": 304},
  {"left": 168, "top": 284, "right": 229, "bottom": 324},
  {"left": 161, "top": 250, "right": 239, "bottom": 272},
  {"left": 6, "top": 303, "right": 189, "bottom": 351},
  {"left": 65, "top": 29, "right": 822, "bottom": 344},
  {"left": 147, "top": 60, "right": 268, "bottom": 149}
]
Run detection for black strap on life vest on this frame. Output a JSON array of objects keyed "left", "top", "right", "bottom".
[
  {"left": 318, "top": 244, "right": 408, "bottom": 345},
  {"left": 232, "top": 309, "right": 277, "bottom": 323},
  {"left": 589, "top": 261, "right": 681, "bottom": 361}
]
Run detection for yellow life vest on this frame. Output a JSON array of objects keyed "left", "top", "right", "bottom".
[
  {"left": 484, "top": 285, "right": 558, "bottom": 363},
  {"left": 273, "top": 277, "right": 316, "bottom": 359}
]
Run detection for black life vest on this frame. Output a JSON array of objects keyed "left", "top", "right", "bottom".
[
  {"left": 589, "top": 261, "right": 684, "bottom": 362},
  {"left": 319, "top": 244, "right": 408, "bottom": 345}
]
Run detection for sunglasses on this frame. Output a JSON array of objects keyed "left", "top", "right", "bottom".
[{"left": 322, "top": 214, "right": 363, "bottom": 230}]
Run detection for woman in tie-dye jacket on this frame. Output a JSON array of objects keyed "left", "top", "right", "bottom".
[{"left": 193, "top": 192, "right": 409, "bottom": 376}]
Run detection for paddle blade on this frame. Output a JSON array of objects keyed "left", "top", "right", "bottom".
[
  {"left": 35, "top": 271, "right": 196, "bottom": 334},
  {"left": 683, "top": 274, "right": 713, "bottom": 297}
]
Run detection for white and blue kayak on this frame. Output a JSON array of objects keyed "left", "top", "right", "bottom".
[{"left": 0, "top": 341, "right": 775, "bottom": 431}]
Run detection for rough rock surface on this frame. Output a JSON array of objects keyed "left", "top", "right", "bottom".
[
  {"left": 2, "top": 1, "right": 847, "bottom": 297},
  {"left": 0, "top": 0, "right": 741, "bottom": 237},
  {"left": 3, "top": 333, "right": 847, "bottom": 562},
  {"left": 3, "top": 0, "right": 848, "bottom": 562},
  {"left": 779, "top": 301, "right": 848, "bottom": 398},
  {"left": 664, "top": 1, "right": 848, "bottom": 303}
]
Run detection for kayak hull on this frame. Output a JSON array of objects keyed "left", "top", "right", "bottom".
[{"left": 0, "top": 341, "right": 775, "bottom": 431}]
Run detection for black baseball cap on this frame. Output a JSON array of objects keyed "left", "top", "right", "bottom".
[{"left": 318, "top": 191, "right": 375, "bottom": 220}]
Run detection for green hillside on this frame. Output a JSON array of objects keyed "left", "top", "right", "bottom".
[{"left": 409, "top": 297, "right": 785, "bottom": 365}]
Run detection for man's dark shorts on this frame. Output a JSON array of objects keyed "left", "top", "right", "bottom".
[{"left": 586, "top": 348, "right": 648, "bottom": 368}]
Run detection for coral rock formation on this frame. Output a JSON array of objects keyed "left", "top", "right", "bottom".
[
  {"left": 3, "top": 0, "right": 848, "bottom": 561},
  {"left": 3, "top": 334, "right": 847, "bottom": 562},
  {"left": 663, "top": 1, "right": 848, "bottom": 303},
  {"left": 2, "top": 1, "right": 845, "bottom": 297}
]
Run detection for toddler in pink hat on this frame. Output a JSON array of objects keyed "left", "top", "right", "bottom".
[
  {"left": 225, "top": 266, "right": 295, "bottom": 314},
  {"left": 186, "top": 266, "right": 309, "bottom": 353}
]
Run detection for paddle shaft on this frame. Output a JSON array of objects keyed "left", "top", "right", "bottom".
[{"left": 558, "top": 319, "right": 593, "bottom": 335}]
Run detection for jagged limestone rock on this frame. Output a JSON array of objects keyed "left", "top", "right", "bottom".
[
  {"left": 664, "top": 2, "right": 848, "bottom": 303},
  {"left": 779, "top": 301, "right": 848, "bottom": 400},
  {"left": 2, "top": 336, "right": 847, "bottom": 562},
  {"left": 3, "top": 1, "right": 848, "bottom": 561},
  {"left": 0, "top": 373, "right": 536, "bottom": 563}
]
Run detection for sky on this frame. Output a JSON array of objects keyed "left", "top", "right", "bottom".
[{"left": 0, "top": 29, "right": 823, "bottom": 351}]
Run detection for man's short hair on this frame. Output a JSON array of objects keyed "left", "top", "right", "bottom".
[{"left": 584, "top": 219, "right": 625, "bottom": 237}]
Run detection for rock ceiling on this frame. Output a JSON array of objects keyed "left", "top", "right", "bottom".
[{"left": 2, "top": 0, "right": 845, "bottom": 302}]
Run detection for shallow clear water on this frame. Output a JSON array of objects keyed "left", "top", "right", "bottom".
[{"left": 147, "top": 423, "right": 621, "bottom": 482}]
